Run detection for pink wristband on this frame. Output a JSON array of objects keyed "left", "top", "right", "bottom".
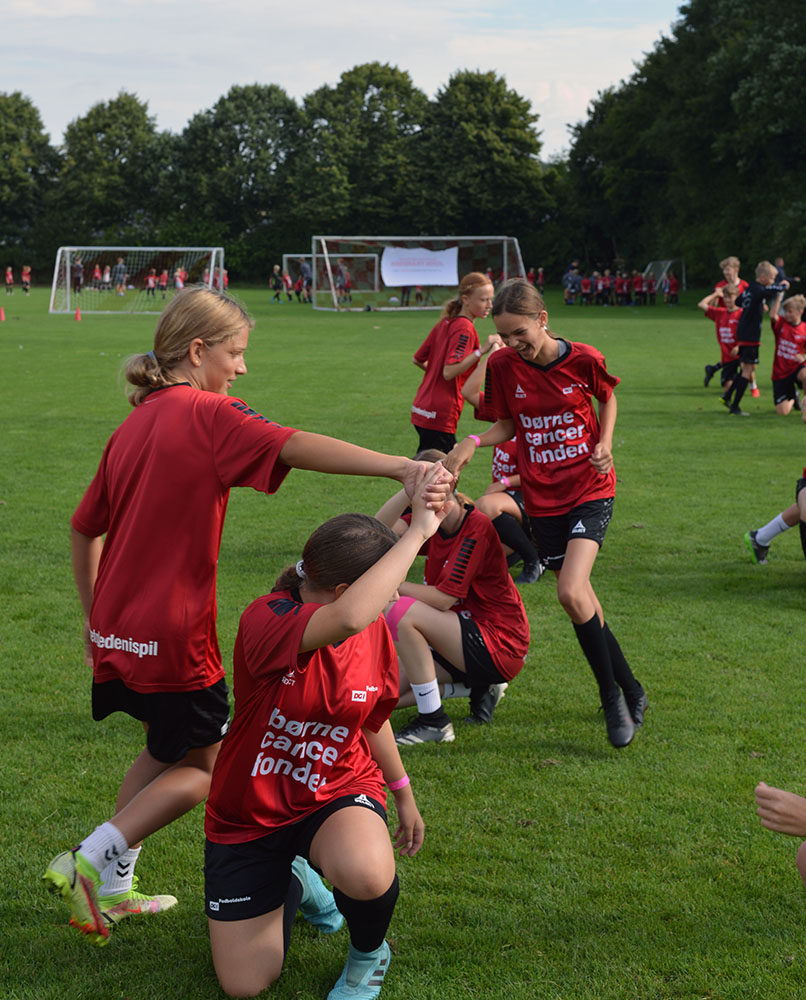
[
  {"left": 468, "top": 434, "right": 481, "bottom": 447},
  {"left": 387, "top": 774, "right": 410, "bottom": 791},
  {"left": 500, "top": 476, "right": 511, "bottom": 489}
]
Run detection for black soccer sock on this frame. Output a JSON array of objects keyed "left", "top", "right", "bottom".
[
  {"left": 602, "top": 622, "right": 641, "bottom": 697},
  {"left": 800, "top": 521, "right": 806, "bottom": 562},
  {"left": 283, "top": 873, "right": 304, "bottom": 957},
  {"left": 572, "top": 613, "right": 617, "bottom": 697},
  {"left": 334, "top": 876, "right": 399, "bottom": 953},
  {"left": 730, "top": 374, "right": 748, "bottom": 408},
  {"left": 491, "top": 513, "right": 539, "bottom": 563}
]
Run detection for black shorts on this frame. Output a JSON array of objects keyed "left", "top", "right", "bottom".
[
  {"left": 528, "top": 497, "right": 614, "bottom": 571},
  {"left": 205, "top": 793, "right": 386, "bottom": 921},
  {"left": 92, "top": 677, "right": 230, "bottom": 763},
  {"left": 773, "top": 369, "right": 806, "bottom": 404},
  {"left": 431, "top": 613, "right": 507, "bottom": 686},
  {"left": 507, "top": 489, "right": 528, "bottom": 523},
  {"left": 720, "top": 359, "right": 740, "bottom": 386},
  {"left": 413, "top": 425, "right": 456, "bottom": 455},
  {"left": 738, "top": 343, "right": 760, "bottom": 365}
]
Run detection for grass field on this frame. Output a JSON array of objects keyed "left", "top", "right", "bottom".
[{"left": 2, "top": 285, "right": 806, "bottom": 1000}]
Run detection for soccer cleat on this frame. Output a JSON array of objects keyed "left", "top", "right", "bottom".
[
  {"left": 704, "top": 364, "right": 717, "bottom": 387},
  {"left": 42, "top": 849, "right": 109, "bottom": 945},
  {"left": 721, "top": 396, "right": 732, "bottom": 409},
  {"left": 95, "top": 877, "right": 178, "bottom": 929},
  {"left": 395, "top": 716, "right": 455, "bottom": 746},
  {"left": 327, "top": 940, "right": 391, "bottom": 1000},
  {"left": 291, "top": 856, "right": 343, "bottom": 934},
  {"left": 625, "top": 685, "right": 648, "bottom": 727},
  {"left": 744, "top": 529, "right": 769, "bottom": 565},
  {"left": 751, "top": 386, "right": 760, "bottom": 397},
  {"left": 466, "top": 682, "right": 509, "bottom": 724},
  {"left": 601, "top": 688, "right": 635, "bottom": 748},
  {"left": 729, "top": 405, "right": 749, "bottom": 416},
  {"left": 515, "top": 560, "right": 544, "bottom": 584}
]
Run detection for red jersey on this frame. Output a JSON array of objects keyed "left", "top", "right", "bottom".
[
  {"left": 146, "top": 274, "right": 156, "bottom": 289},
  {"left": 581, "top": 277, "right": 592, "bottom": 293},
  {"left": 205, "top": 594, "right": 398, "bottom": 843},
  {"left": 714, "top": 278, "right": 749, "bottom": 306},
  {"left": 72, "top": 385, "right": 296, "bottom": 693},
  {"left": 411, "top": 316, "right": 480, "bottom": 433},
  {"left": 771, "top": 315, "right": 806, "bottom": 380},
  {"left": 491, "top": 437, "right": 518, "bottom": 483},
  {"left": 704, "top": 306, "right": 741, "bottom": 364},
  {"left": 632, "top": 274, "right": 644, "bottom": 292},
  {"left": 412, "top": 506, "right": 529, "bottom": 680},
  {"left": 485, "top": 341, "right": 619, "bottom": 516}
]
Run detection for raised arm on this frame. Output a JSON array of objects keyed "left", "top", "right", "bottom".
[
  {"left": 442, "top": 419, "right": 516, "bottom": 479},
  {"left": 443, "top": 333, "right": 501, "bottom": 381},
  {"left": 698, "top": 291, "right": 719, "bottom": 313}
]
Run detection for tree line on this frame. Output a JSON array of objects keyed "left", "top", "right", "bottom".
[{"left": 2, "top": 0, "right": 804, "bottom": 285}]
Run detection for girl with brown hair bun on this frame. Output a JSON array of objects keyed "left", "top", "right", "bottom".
[{"left": 204, "top": 473, "right": 446, "bottom": 999}]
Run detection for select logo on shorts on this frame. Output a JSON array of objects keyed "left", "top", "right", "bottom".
[
  {"left": 351, "top": 690, "right": 367, "bottom": 702},
  {"left": 209, "top": 895, "right": 252, "bottom": 911},
  {"left": 354, "top": 794, "right": 374, "bottom": 808},
  {"left": 571, "top": 520, "right": 587, "bottom": 534}
]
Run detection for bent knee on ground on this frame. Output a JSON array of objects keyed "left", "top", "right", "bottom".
[{"left": 216, "top": 966, "right": 282, "bottom": 999}]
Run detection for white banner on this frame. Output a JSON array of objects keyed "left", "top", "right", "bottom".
[{"left": 380, "top": 246, "right": 459, "bottom": 287}]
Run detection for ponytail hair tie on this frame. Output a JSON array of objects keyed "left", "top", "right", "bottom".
[
  {"left": 147, "top": 350, "right": 157, "bottom": 362},
  {"left": 295, "top": 560, "right": 306, "bottom": 580}
]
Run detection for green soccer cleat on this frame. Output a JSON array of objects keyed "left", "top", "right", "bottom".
[
  {"left": 291, "top": 857, "right": 343, "bottom": 934},
  {"left": 96, "top": 877, "right": 178, "bottom": 929},
  {"left": 42, "top": 849, "right": 109, "bottom": 945}
]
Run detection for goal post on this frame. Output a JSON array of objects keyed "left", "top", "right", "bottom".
[
  {"left": 643, "top": 258, "right": 686, "bottom": 291},
  {"left": 49, "top": 246, "right": 225, "bottom": 314},
  {"left": 310, "top": 235, "right": 525, "bottom": 311},
  {"left": 283, "top": 253, "right": 380, "bottom": 294}
]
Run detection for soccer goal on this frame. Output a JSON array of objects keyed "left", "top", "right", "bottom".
[
  {"left": 310, "top": 236, "right": 525, "bottom": 311},
  {"left": 283, "top": 253, "right": 380, "bottom": 294},
  {"left": 643, "top": 259, "right": 686, "bottom": 291},
  {"left": 49, "top": 246, "right": 225, "bottom": 314}
]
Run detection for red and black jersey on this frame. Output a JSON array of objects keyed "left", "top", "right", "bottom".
[
  {"left": 411, "top": 315, "right": 480, "bottom": 433},
  {"left": 771, "top": 315, "right": 806, "bottom": 380},
  {"left": 714, "top": 278, "right": 749, "bottom": 306},
  {"left": 206, "top": 592, "right": 398, "bottom": 843},
  {"left": 409, "top": 506, "right": 529, "bottom": 680},
  {"left": 73, "top": 385, "right": 296, "bottom": 693},
  {"left": 484, "top": 341, "right": 619, "bottom": 516},
  {"left": 704, "top": 306, "right": 741, "bottom": 364}
]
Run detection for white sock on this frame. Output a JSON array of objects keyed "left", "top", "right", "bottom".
[
  {"left": 756, "top": 513, "right": 791, "bottom": 547},
  {"left": 410, "top": 680, "right": 442, "bottom": 715},
  {"left": 78, "top": 821, "right": 129, "bottom": 874},
  {"left": 99, "top": 845, "right": 141, "bottom": 896},
  {"left": 442, "top": 682, "right": 471, "bottom": 699}
]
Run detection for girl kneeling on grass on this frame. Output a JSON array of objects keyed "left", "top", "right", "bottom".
[
  {"left": 445, "top": 280, "right": 647, "bottom": 749},
  {"left": 378, "top": 451, "right": 530, "bottom": 745},
  {"left": 204, "top": 479, "right": 447, "bottom": 999}
]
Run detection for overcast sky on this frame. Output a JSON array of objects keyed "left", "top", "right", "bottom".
[{"left": 4, "top": 0, "right": 682, "bottom": 159}]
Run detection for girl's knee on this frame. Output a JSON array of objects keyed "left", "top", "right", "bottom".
[{"left": 217, "top": 967, "right": 281, "bottom": 999}]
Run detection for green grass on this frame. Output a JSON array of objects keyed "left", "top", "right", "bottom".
[{"left": 2, "top": 286, "right": 806, "bottom": 999}]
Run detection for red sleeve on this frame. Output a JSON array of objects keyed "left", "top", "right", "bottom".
[
  {"left": 211, "top": 398, "right": 297, "bottom": 492},
  {"left": 444, "top": 317, "right": 479, "bottom": 367},
  {"left": 236, "top": 597, "right": 318, "bottom": 682},
  {"left": 580, "top": 345, "right": 620, "bottom": 403},
  {"left": 473, "top": 389, "right": 496, "bottom": 423},
  {"left": 72, "top": 449, "right": 111, "bottom": 537},
  {"left": 483, "top": 349, "right": 514, "bottom": 422},
  {"left": 428, "top": 518, "right": 491, "bottom": 601},
  {"left": 413, "top": 323, "right": 439, "bottom": 364}
]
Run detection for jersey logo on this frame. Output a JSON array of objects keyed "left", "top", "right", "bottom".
[
  {"left": 354, "top": 794, "right": 374, "bottom": 808},
  {"left": 571, "top": 520, "right": 586, "bottom": 534},
  {"left": 562, "top": 386, "right": 574, "bottom": 394},
  {"left": 515, "top": 384, "right": 527, "bottom": 398},
  {"left": 267, "top": 598, "right": 301, "bottom": 618},
  {"left": 351, "top": 690, "right": 367, "bottom": 702},
  {"left": 282, "top": 670, "right": 296, "bottom": 687}
]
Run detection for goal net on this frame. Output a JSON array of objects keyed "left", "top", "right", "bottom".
[
  {"left": 643, "top": 259, "right": 686, "bottom": 290},
  {"left": 311, "top": 236, "right": 525, "bottom": 311},
  {"left": 49, "top": 246, "right": 225, "bottom": 314},
  {"left": 283, "top": 253, "right": 380, "bottom": 294}
]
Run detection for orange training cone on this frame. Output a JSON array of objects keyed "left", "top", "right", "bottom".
[
  {"left": 75, "top": 306, "right": 81, "bottom": 321},
  {"left": 0, "top": 306, "right": 5, "bottom": 321}
]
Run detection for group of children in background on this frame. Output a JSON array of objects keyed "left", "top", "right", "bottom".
[
  {"left": 562, "top": 267, "right": 679, "bottom": 307},
  {"left": 5, "top": 265, "right": 31, "bottom": 295}
]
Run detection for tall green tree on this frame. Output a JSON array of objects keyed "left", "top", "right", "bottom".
[
  {"left": 0, "top": 92, "right": 57, "bottom": 262},
  {"left": 297, "top": 63, "right": 428, "bottom": 234},
  {"left": 45, "top": 91, "right": 162, "bottom": 245},
  {"left": 410, "top": 70, "right": 548, "bottom": 236},
  {"left": 168, "top": 84, "right": 302, "bottom": 277}
]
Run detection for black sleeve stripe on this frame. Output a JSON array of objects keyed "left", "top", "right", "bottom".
[{"left": 447, "top": 538, "right": 476, "bottom": 584}]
